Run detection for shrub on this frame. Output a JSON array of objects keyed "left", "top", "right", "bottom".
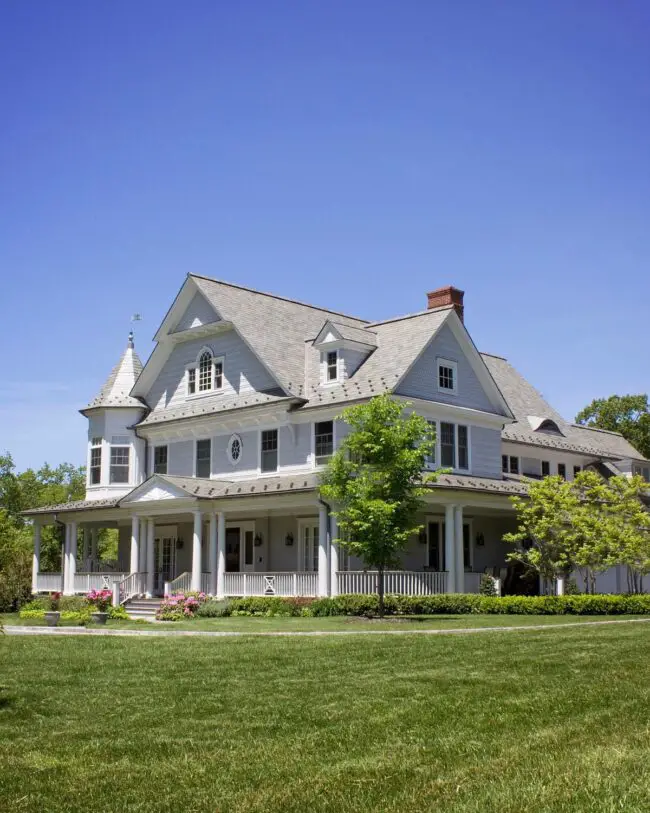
[
  {"left": 479, "top": 575, "right": 498, "bottom": 597},
  {"left": 196, "top": 599, "right": 231, "bottom": 618},
  {"left": 19, "top": 608, "right": 45, "bottom": 619},
  {"left": 58, "top": 595, "right": 88, "bottom": 613},
  {"left": 108, "top": 604, "right": 129, "bottom": 620},
  {"left": 156, "top": 593, "right": 207, "bottom": 621},
  {"left": 86, "top": 589, "right": 113, "bottom": 612}
]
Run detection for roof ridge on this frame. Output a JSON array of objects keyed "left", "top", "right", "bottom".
[
  {"left": 366, "top": 305, "right": 453, "bottom": 328},
  {"left": 190, "top": 274, "right": 370, "bottom": 324},
  {"left": 480, "top": 351, "right": 508, "bottom": 361},
  {"left": 328, "top": 320, "right": 378, "bottom": 335}
]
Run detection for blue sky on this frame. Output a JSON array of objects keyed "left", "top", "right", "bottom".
[{"left": 1, "top": 0, "right": 649, "bottom": 471}]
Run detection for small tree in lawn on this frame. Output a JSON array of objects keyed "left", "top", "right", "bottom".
[
  {"left": 504, "top": 475, "right": 580, "bottom": 585},
  {"left": 604, "top": 474, "right": 650, "bottom": 593},
  {"left": 319, "top": 394, "right": 436, "bottom": 617}
]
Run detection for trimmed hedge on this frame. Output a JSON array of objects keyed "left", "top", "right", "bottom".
[{"left": 198, "top": 593, "right": 650, "bottom": 618}]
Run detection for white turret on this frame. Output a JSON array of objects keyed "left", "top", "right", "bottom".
[{"left": 80, "top": 332, "right": 147, "bottom": 500}]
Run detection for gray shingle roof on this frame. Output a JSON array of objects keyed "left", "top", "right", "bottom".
[
  {"left": 302, "top": 307, "right": 452, "bottom": 408},
  {"left": 83, "top": 338, "right": 145, "bottom": 413},
  {"left": 139, "top": 390, "right": 293, "bottom": 426},
  {"left": 192, "top": 275, "right": 368, "bottom": 398},
  {"left": 324, "top": 321, "right": 378, "bottom": 346},
  {"left": 23, "top": 497, "right": 121, "bottom": 516},
  {"left": 482, "top": 353, "right": 647, "bottom": 462}
]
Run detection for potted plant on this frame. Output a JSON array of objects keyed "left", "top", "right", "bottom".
[
  {"left": 86, "top": 589, "right": 113, "bottom": 625},
  {"left": 44, "top": 592, "right": 61, "bottom": 626}
]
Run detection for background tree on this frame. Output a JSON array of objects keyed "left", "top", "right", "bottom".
[
  {"left": 320, "top": 395, "right": 436, "bottom": 617},
  {"left": 575, "top": 395, "right": 650, "bottom": 459},
  {"left": 0, "top": 452, "right": 86, "bottom": 610}
]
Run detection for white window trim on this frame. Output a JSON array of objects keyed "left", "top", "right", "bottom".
[
  {"left": 109, "top": 441, "right": 132, "bottom": 486},
  {"left": 321, "top": 350, "right": 340, "bottom": 386},
  {"left": 194, "top": 437, "right": 212, "bottom": 478},
  {"left": 437, "top": 357, "right": 458, "bottom": 396},
  {"left": 258, "top": 427, "right": 280, "bottom": 475},
  {"left": 502, "top": 454, "right": 521, "bottom": 475},
  {"left": 437, "top": 420, "right": 471, "bottom": 473},
  {"left": 227, "top": 434, "right": 243, "bottom": 466},
  {"left": 185, "top": 348, "right": 225, "bottom": 400},
  {"left": 312, "top": 419, "right": 337, "bottom": 468},
  {"left": 88, "top": 437, "right": 103, "bottom": 486}
]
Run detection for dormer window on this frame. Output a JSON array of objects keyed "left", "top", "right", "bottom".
[
  {"left": 437, "top": 358, "right": 458, "bottom": 395},
  {"left": 327, "top": 351, "right": 339, "bottom": 382},
  {"left": 186, "top": 349, "right": 224, "bottom": 397}
]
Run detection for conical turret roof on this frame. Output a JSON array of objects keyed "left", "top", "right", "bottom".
[{"left": 82, "top": 332, "right": 145, "bottom": 413}]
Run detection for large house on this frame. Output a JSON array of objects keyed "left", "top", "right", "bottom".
[{"left": 26, "top": 275, "right": 649, "bottom": 605}]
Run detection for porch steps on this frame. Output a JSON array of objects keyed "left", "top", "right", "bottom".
[{"left": 125, "top": 598, "right": 162, "bottom": 621}]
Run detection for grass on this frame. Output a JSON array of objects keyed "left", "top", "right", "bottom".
[
  {"left": 3, "top": 611, "right": 649, "bottom": 632},
  {"left": 2, "top": 624, "right": 650, "bottom": 812}
]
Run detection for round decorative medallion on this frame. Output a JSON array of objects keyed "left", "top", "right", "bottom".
[{"left": 227, "top": 434, "right": 243, "bottom": 465}]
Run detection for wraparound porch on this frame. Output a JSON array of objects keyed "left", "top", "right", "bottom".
[{"left": 29, "top": 474, "right": 517, "bottom": 601}]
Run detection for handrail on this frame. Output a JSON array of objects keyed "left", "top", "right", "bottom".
[
  {"left": 165, "top": 572, "right": 191, "bottom": 596},
  {"left": 118, "top": 572, "right": 146, "bottom": 605}
]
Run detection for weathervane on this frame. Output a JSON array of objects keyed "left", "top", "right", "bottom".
[{"left": 129, "top": 313, "right": 142, "bottom": 348}]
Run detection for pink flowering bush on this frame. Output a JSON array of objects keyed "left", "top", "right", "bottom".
[
  {"left": 156, "top": 592, "right": 207, "bottom": 621},
  {"left": 86, "top": 589, "right": 113, "bottom": 612}
]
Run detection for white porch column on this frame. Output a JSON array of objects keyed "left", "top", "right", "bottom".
[
  {"left": 217, "top": 512, "right": 226, "bottom": 598},
  {"left": 191, "top": 509, "right": 202, "bottom": 592},
  {"left": 209, "top": 512, "right": 218, "bottom": 595},
  {"left": 82, "top": 528, "right": 90, "bottom": 569},
  {"left": 329, "top": 514, "right": 339, "bottom": 597},
  {"left": 444, "top": 505, "right": 456, "bottom": 593},
  {"left": 130, "top": 515, "right": 140, "bottom": 575},
  {"left": 68, "top": 521, "right": 77, "bottom": 594},
  {"left": 318, "top": 503, "right": 329, "bottom": 597},
  {"left": 32, "top": 522, "right": 41, "bottom": 594},
  {"left": 146, "top": 519, "right": 155, "bottom": 597},
  {"left": 139, "top": 518, "right": 147, "bottom": 573},
  {"left": 61, "top": 524, "right": 69, "bottom": 594},
  {"left": 454, "top": 506, "right": 464, "bottom": 594},
  {"left": 90, "top": 528, "right": 98, "bottom": 563}
]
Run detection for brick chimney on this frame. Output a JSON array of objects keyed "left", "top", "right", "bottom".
[{"left": 427, "top": 286, "right": 464, "bottom": 322}]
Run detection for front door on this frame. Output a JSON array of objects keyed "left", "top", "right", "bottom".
[{"left": 225, "top": 524, "right": 256, "bottom": 572}]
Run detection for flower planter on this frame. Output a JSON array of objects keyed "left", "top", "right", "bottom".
[
  {"left": 91, "top": 612, "right": 109, "bottom": 625},
  {"left": 44, "top": 611, "right": 60, "bottom": 627}
]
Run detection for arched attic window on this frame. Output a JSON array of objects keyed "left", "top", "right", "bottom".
[{"left": 187, "top": 347, "right": 224, "bottom": 396}]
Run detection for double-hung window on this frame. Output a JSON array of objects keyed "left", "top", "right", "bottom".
[
  {"left": 110, "top": 437, "right": 130, "bottom": 484},
  {"left": 195, "top": 439, "right": 211, "bottom": 478},
  {"left": 326, "top": 351, "right": 338, "bottom": 382},
  {"left": 437, "top": 358, "right": 458, "bottom": 394},
  {"left": 502, "top": 455, "right": 519, "bottom": 475},
  {"left": 541, "top": 460, "right": 550, "bottom": 477},
  {"left": 314, "top": 421, "right": 334, "bottom": 464},
  {"left": 154, "top": 445, "right": 168, "bottom": 475},
  {"left": 90, "top": 438, "right": 102, "bottom": 485},
  {"left": 261, "top": 429, "right": 278, "bottom": 473},
  {"left": 573, "top": 465, "right": 581, "bottom": 478},
  {"left": 558, "top": 463, "right": 567, "bottom": 479},
  {"left": 440, "top": 423, "right": 469, "bottom": 470}
]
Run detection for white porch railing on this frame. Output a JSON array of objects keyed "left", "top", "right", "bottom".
[
  {"left": 118, "top": 572, "right": 146, "bottom": 604},
  {"left": 337, "top": 570, "right": 448, "bottom": 595},
  {"left": 74, "top": 572, "right": 128, "bottom": 593},
  {"left": 201, "top": 572, "right": 211, "bottom": 594},
  {"left": 166, "top": 572, "right": 191, "bottom": 596},
  {"left": 224, "top": 572, "right": 319, "bottom": 597},
  {"left": 35, "top": 573, "right": 63, "bottom": 593}
]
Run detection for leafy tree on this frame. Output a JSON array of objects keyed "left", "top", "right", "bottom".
[
  {"left": 320, "top": 395, "right": 436, "bottom": 617},
  {"left": 506, "top": 471, "right": 650, "bottom": 593},
  {"left": 575, "top": 395, "right": 650, "bottom": 459},
  {"left": 0, "top": 452, "right": 86, "bottom": 610}
]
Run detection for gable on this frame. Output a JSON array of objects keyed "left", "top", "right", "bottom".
[
  {"left": 144, "top": 330, "right": 281, "bottom": 415},
  {"left": 396, "top": 323, "right": 499, "bottom": 413},
  {"left": 173, "top": 291, "right": 220, "bottom": 333},
  {"left": 120, "top": 477, "right": 189, "bottom": 504}
]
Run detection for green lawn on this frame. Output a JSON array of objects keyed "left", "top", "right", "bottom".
[
  {"left": 3, "top": 611, "right": 649, "bottom": 632},
  {"left": 2, "top": 624, "right": 650, "bottom": 812}
]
